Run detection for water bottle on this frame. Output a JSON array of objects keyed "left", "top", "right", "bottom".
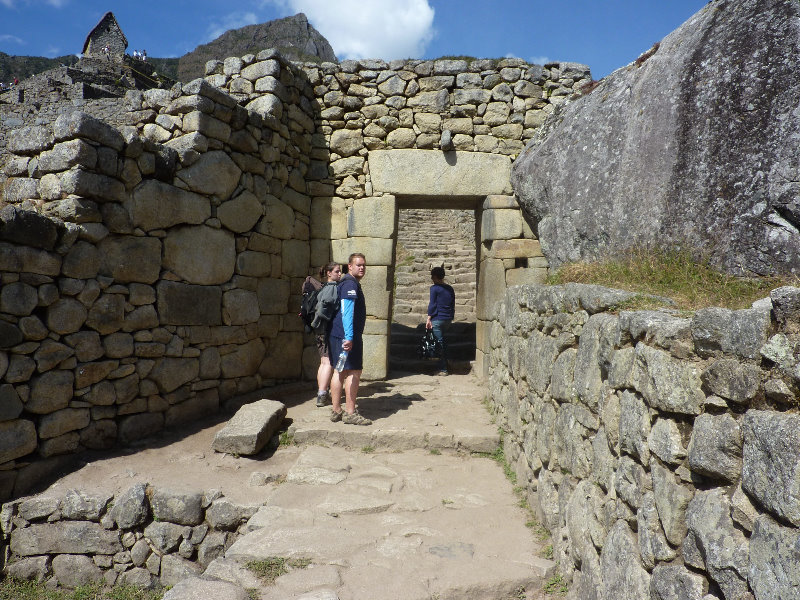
[{"left": 335, "top": 350, "right": 348, "bottom": 372}]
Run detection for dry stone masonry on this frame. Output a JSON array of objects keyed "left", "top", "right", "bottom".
[
  {"left": 0, "top": 47, "right": 583, "bottom": 501},
  {"left": 1, "top": 483, "right": 266, "bottom": 590},
  {"left": 488, "top": 282, "right": 800, "bottom": 600}
]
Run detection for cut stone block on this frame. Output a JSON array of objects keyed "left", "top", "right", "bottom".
[{"left": 212, "top": 399, "right": 286, "bottom": 455}]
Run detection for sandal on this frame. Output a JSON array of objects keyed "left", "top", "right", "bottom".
[
  {"left": 343, "top": 410, "right": 372, "bottom": 426},
  {"left": 330, "top": 409, "right": 343, "bottom": 422}
]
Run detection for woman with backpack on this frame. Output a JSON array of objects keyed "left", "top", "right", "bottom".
[{"left": 301, "top": 262, "right": 342, "bottom": 406}]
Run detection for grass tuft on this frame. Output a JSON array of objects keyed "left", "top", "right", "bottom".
[
  {"left": 246, "top": 557, "right": 311, "bottom": 585},
  {"left": 544, "top": 574, "right": 569, "bottom": 595},
  {"left": 547, "top": 247, "right": 795, "bottom": 311},
  {"left": 0, "top": 578, "right": 163, "bottom": 600}
]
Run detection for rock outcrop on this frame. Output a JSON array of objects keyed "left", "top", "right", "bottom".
[{"left": 511, "top": 0, "right": 800, "bottom": 276}]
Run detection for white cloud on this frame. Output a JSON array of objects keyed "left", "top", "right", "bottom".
[
  {"left": 206, "top": 11, "right": 260, "bottom": 41},
  {"left": 264, "top": 0, "right": 436, "bottom": 60},
  {"left": 0, "top": 0, "right": 68, "bottom": 7},
  {"left": 0, "top": 34, "right": 24, "bottom": 45},
  {"left": 529, "top": 55, "right": 550, "bottom": 65}
]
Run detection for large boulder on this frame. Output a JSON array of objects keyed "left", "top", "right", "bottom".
[{"left": 512, "top": 0, "right": 800, "bottom": 276}]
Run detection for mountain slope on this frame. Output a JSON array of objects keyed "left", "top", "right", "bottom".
[
  {"left": 176, "top": 13, "right": 336, "bottom": 81},
  {"left": 0, "top": 52, "right": 79, "bottom": 84}
]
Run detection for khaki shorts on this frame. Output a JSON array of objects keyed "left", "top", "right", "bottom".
[{"left": 316, "top": 334, "right": 329, "bottom": 359}]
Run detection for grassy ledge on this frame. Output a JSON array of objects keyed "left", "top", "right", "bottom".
[{"left": 547, "top": 247, "right": 797, "bottom": 311}]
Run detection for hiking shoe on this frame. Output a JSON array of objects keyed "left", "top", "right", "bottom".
[
  {"left": 343, "top": 410, "right": 372, "bottom": 426},
  {"left": 437, "top": 371, "right": 449, "bottom": 376},
  {"left": 330, "top": 409, "right": 343, "bottom": 422},
  {"left": 316, "top": 392, "right": 328, "bottom": 407}
]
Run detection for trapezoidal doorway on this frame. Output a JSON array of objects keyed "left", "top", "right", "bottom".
[{"left": 389, "top": 204, "right": 479, "bottom": 376}]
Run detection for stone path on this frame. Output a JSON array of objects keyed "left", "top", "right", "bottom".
[{"left": 190, "top": 372, "right": 555, "bottom": 600}]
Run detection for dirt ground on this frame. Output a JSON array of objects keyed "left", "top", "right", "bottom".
[{"left": 37, "top": 382, "right": 315, "bottom": 506}]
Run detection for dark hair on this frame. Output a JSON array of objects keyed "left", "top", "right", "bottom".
[
  {"left": 431, "top": 266, "right": 445, "bottom": 280},
  {"left": 348, "top": 252, "right": 366, "bottom": 265},
  {"left": 318, "top": 262, "right": 339, "bottom": 280}
]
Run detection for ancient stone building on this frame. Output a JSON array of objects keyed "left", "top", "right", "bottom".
[
  {"left": 1, "top": 2, "right": 798, "bottom": 597},
  {"left": 82, "top": 12, "right": 128, "bottom": 61}
]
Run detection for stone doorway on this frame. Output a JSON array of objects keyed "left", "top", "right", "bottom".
[
  {"left": 330, "top": 149, "right": 546, "bottom": 380},
  {"left": 389, "top": 206, "right": 478, "bottom": 375}
]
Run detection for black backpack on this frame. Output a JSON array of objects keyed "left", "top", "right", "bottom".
[
  {"left": 299, "top": 277, "right": 323, "bottom": 333},
  {"left": 299, "top": 279, "right": 339, "bottom": 334}
]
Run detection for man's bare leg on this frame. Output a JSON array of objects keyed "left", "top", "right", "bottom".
[
  {"left": 317, "top": 356, "right": 333, "bottom": 393},
  {"left": 330, "top": 369, "right": 344, "bottom": 414},
  {"left": 343, "top": 370, "right": 361, "bottom": 414}
]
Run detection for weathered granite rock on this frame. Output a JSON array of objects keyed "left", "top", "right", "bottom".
[
  {"left": 11, "top": 521, "right": 122, "bottom": 556},
  {"left": 0, "top": 419, "right": 37, "bottom": 464},
  {"left": 650, "top": 564, "right": 708, "bottom": 600},
  {"left": 205, "top": 498, "right": 258, "bottom": 530},
  {"left": 770, "top": 286, "right": 800, "bottom": 333},
  {"left": 650, "top": 461, "right": 693, "bottom": 546},
  {"left": 633, "top": 343, "right": 704, "bottom": 415},
  {"left": 687, "top": 413, "right": 742, "bottom": 483},
  {"left": 111, "top": 483, "right": 150, "bottom": 529},
  {"left": 742, "top": 410, "right": 800, "bottom": 527},
  {"left": 61, "top": 489, "right": 112, "bottom": 521},
  {"left": 684, "top": 488, "right": 750, "bottom": 600},
  {"left": 162, "top": 576, "right": 250, "bottom": 600},
  {"left": 175, "top": 150, "right": 241, "bottom": 200},
  {"left": 157, "top": 281, "right": 222, "bottom": 326},
  {"left": 130, "top": 180, "right": 211, "bottom": 231},
  {"left": 150, "top": 488, "right": 204, "bottom": 526},
  {"left": 218, "top": 190, "right": 263, "bottom": 233},
  {"left": 54, "top": 111, "right": 125, "bottom": 151},
  {"left": 212, "top": 399, "right": 286, "bottom": 455},
  {"left": 163, "top": 226, "right": 235, "bottom": 285},
  {"left": 144, "top": 520, "right": 185, "bottom": 553},
  {"left": 692, "top": 307, "right": 771, "bottom": 360},
  {"left": 647, "top": 418, "right": 686, "bottom": 466},
  {"left": 4, "top": 556, "right": 49, "bottom": 582},
  {"left": 748, "top": 514, "right": 800, "bottom": 600},
  {"left": 512, "top": 0, "right": 800, "bottom": 276},
  {"left": 0, "top": 205, "right": 62, "bottom": 251},
  {"left": 99, "top": 236, "right": 161, "bottom": 284},
  {"left": 600, "top": 520, "right": 650, "bottom": 600},
  {"left": 619, "top": 390, "right": 650, "bottom": 467},
  {"left": 52, "top": 553, "right": 104, "bottom": 588},
  {"left": 638, "top": 491, "right": 677, "bottom": 569},
  {"left": 702, "top": 358, "right": 761, "bottom": 405},
  {"left": 148, "top": 357, "right": 200, "bottom": 394}
]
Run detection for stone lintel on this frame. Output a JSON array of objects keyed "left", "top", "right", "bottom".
[{"left": 369, "top": 150, "right": 512, "bottom": 197}]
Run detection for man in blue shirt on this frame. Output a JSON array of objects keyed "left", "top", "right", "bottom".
[
  {"left": 426, "top": 266, "right": 455, "bottom": 375},
  {"left": 328, "top": 253, "right": 371, "bottom": 425}
]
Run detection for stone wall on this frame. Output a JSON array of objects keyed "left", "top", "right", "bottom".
[
  {"left": 487, "top": 282, "right": 800, "bottom": 600},
  {"left": 0, "top": 48, "right": 583, "bottom": 501},
  {"left": 0, "top": 50, "right": 316, "bottom": 501},
  {"left": 0, "top": 483, "right": 267, "bottom": 589}
]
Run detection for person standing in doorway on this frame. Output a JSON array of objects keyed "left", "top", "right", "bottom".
[
  {"left": 302, "top": 262, "right": 342, "bottom": 406},
  {"left": 426, "top": 266, "right": 455, "bottom": 376},
  {"left": 328, "top": 253, "right": 371, "bottom": 425}
]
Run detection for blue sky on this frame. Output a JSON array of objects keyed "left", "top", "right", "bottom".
[{"left": 1, "top": 0, "right": 708, "bottom": 78}]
